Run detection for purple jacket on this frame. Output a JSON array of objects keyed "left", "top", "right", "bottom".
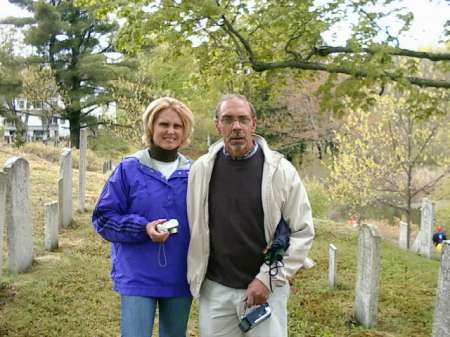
[{"left": 92, "top": 149, "right": 191, "bottom": 297}]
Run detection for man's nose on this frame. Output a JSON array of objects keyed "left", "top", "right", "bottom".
[{"left": 231, "top": 120, "right": 242, "bottom": 129}]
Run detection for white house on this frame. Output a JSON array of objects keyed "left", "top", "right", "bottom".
[
  {"left": 1, "top": 97, "right": 116, "bottom": 144},
  {"left": 1, "top": 97, "right": 69, "bottom": 144}
]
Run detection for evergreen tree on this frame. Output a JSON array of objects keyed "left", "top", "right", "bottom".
[{"left": 3, "top": 0, "right": 128, "bottom": 147}]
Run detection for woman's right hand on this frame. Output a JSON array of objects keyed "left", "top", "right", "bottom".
[{"left": 146, "top": 219, "right": 170, "bottom": 243}]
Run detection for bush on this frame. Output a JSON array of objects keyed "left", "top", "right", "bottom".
[
  {"left": 304, "top": 178, "right": 331, "bottom": 220},
  {"left": 21, "top": 142, "right": 103, "bottom": 171},
  {"left": 88, "top": 129, "right": 131, "bottom": 160},
  {"left": 435, "top": 202, "right": 450, "bottom": 233}
]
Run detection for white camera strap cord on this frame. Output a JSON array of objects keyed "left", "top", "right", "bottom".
[{"left": 158, "top": 243, "right": 167, "bottom": 267}]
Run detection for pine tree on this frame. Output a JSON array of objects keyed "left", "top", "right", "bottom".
[{"left": 3, "top": 0, "right": 128, "bottom": 147}]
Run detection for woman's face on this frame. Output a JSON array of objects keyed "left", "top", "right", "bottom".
[{"left": 152, "top": 108, "right": 184, "bottom": 150}]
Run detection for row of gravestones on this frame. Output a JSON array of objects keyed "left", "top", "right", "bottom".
[
  {"left": 328, "top": 225, "right": 450, "bottom": 336},
  {"left": 0, "top": 129, "right": 96, "bottom": 280}
]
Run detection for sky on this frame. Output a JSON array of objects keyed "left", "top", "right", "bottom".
[{"left": 0, "top": 0, "right": 448, "bottom": 50}]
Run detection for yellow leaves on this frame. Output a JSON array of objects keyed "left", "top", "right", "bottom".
[{"left": 328, "top": 90, "right": 450, "bottom": 218}]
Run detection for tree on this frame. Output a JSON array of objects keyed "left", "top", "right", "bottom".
[
  {"left": 328, "top": 91, "right": 450, "bottom": 248},
  {"left": 109, "top": 45, "right": 223, "bottom": 150},
  {"left": 21, "top": 65, "right": 62, "bottom": 142},
  {"left": 255, "top": 74, "right": 338, "bottom": 163},
  {"left": 0, "top": 29, "right": 26, "bottom": 146},
  {"left": 82, "top": 1, "right": 449, "bottom": 93},
  {"left": 3, "top": 0, "right": 128, "bottom": 147}
]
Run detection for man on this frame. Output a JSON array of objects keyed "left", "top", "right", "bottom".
[{"left": 187, "top": 94, "right": 314, "bottom": 337}]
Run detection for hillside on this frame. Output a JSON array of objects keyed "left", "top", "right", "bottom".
[{"left": 0, "top": 144, "right": 442, "bottom": 337}]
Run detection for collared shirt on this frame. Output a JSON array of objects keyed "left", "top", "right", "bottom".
[{"left": 222, "top": 140, "right": 259, "bottom": 160}]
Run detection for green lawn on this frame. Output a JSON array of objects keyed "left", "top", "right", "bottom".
[{"left": 0, "top": 146, "right": 442, "bottom": 337}]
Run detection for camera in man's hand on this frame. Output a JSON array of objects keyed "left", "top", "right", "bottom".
[
  {"left": 156, "top": 219, "right": 179, "bottom": 234},
  {"left": 238, "top": 303, "right": 271, "bottom": 332}
]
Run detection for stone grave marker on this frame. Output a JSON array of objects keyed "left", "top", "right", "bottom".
[
  {"left": 413, "top": 198, "right": 434, "bottom": 258},
  {"left": 78, "top": 128, "right": 87, "bottom": 212},
  {"left": 4, "top": 157, "right": 33, "bottom": 273},
  {"left": 354, "top": 224, "right": 381, "bottom": 328},
  {"left": 432, "top": 241, "right": 450, "bottom": 337},
  {"left": 329, "top": 244, "right": 337, "bottom": 289},
  {"left": 0, "top": 172, "right": 6, "bottom": 279},
  {"left": 44, "top": 201, "right": 59, "bottom": 251},
  {"left": 59, "top": 149, "right": 72, "bottom": 227},
  {"left": 399, "top": 221, "right": 408, "bottom": 250}
]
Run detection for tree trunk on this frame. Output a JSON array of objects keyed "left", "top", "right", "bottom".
[
  {"left": 406, "top": 207, "right": 411, "bottom": 249},
  {"left": 68, "top": 108, "right": 81, "bottom": 149}
]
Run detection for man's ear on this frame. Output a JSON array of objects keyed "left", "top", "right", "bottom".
[
  {"left": 251, "top": 117, "right": 257, "bottom": 133},
  {"left": 214, "top": 118, "right": 221, "bottom": 134}
]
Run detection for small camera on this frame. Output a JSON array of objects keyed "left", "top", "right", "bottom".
[
  {"left": 156, "top": 219, "right": 179, "bottom": 234},
  {"left": 238, "top": 303, "right": 271, "bottom": 332}
]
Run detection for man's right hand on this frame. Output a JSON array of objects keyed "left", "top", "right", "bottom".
[
  {"left": 146, "top": 219, "right": 170, "bottom": 242},
  {"left": 244, "top": 278, "right": 270, "bottom": 307}
]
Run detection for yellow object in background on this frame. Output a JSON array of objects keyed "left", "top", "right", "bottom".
[{"left": 436, "top": 243, "right": 443, "bottom": 252}]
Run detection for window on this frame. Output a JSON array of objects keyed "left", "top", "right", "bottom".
[
  {"left": 34, "top": 101, "right": 43, "bottom": 110},
  {"left": 16, "top": 99, "right": 26, "bottom": 110}
]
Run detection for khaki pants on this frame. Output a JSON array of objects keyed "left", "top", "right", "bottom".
[{"left": 199, "top": 279, "right": 289, "bottom": 337}]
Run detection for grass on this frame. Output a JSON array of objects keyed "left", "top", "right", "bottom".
[{"left": 0, "top": 144, "right": 443, "bottom": 337}]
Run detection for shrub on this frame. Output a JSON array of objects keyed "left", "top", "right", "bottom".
[
  {"left": 435, "top": 202, "right": 450, "bottom": 233},
  {"left": 304, "top": 178, "right": 331, "bottom": 220},
  {"left": 21, "top": 142, "right": 103, "bottom": 171}
]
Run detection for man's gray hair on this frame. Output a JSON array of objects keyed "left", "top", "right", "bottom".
[{"left": 215, "top": 94, "right": 256, "bottom": 118}]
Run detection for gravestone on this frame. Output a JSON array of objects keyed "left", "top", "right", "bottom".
[
  {"left": 354, "top": 224, "right": 381, "bottom": 328},
  {"left": 399, "top": 221, "right": 408, "bottom": 250},
  {"left": 413, "top": 198, "right": 434, "bottom": 258},
  {"left": 432, "top": 241, "right": 450, "bottom": 337},
  {"left": 4, "top": 157, "right": 33, "bottom": 273},
  {"left": 78, "top": 128, "right": 87, "bottom": 212},
  {"left": 329, "top": 244, "right": 337, "bottom": 289},
  {"left": 59, "top": 149, "right": 72, "bottom": 227},
  {"left": 0, "top": 172, "right": 6, "bottom": 279},
  {"left": 102, "top": 160, "right": 112, "bottom": 174},
  {"left": 44, "top": 201, "right": 59, "bottom": 251}
]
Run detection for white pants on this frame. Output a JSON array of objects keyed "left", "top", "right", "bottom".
[{"left": 199, "top": 279, "right": 289, "bottom": 337}]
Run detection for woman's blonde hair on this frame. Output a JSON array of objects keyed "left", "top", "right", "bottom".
[{"left": 142, "top": 97, "right": 194, "bottom": 147}]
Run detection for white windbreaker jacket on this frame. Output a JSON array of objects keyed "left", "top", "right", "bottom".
[{"left": 187, "top": 135, "right": 315, "bottom": 298}]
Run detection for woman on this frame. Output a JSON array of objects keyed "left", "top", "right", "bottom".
[{"left": 92, "top": 97, "right": 194, "bottom": 337}]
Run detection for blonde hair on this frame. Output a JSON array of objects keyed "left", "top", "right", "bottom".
[{"left": 142, "top": 97, "right": 194, "bottom": 147}]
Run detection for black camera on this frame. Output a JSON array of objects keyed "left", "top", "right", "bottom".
[{"left": 238, "top": 303, "right": 272, "bottom": 332}]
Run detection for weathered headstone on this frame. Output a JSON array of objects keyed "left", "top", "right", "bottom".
[
  {"left": 78, "top": 128, "right": 87, "bottom": 212},
  {"left": 354, "top": 224, "right": 381, "bottom": 328},
  {"left": 59, "top": 149, "right": 72, "bottom": 227},
  {"left": 432, "top": 241, "right": 450, "bottom": 337},
  {"left": 399, "top": 221, "right": 408, "bottom": 250},
  {"left": 413, "top": 198, "right": 434, "bottom": 258},
  {"left": 102, "top": 160, "right": 112, "bottom": 174},
  {"left": 328, "top": 244, "right": 337, "bottom": 289},
  {"left": 0, "top": 172, "right": 6, "bottom": 279},
  {"left": 44, "top": 201, "right": 59, "bottom": 251},
  {"left": 4, "top": 157, "right": 33, "bottom": 273}
]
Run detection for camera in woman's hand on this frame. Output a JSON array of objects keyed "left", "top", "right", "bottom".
[{"left": 156, "top": 219, "right": 179, "bottom": 234}]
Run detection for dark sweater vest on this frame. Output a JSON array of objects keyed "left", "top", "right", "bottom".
[{"left": 206, "top": 147, "right": 266, "bottom": 289}]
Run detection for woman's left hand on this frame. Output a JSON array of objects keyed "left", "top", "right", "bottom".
[{"left": 146, "top": 219, "right": 170, "bottom": 242}]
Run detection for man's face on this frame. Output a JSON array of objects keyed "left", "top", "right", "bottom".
[{"left": 215, "top": 98, "right": 256, "bottom": 158}]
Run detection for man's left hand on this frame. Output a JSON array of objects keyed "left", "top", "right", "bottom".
[{"left": 245, "top": 278, "right": 270, "bottom": 307}]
